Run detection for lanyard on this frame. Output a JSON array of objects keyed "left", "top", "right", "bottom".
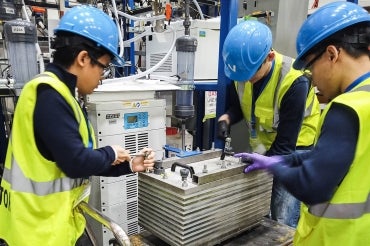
[
  {"left": 250, "top": 60, "right": 275, "bottom": 137},
  {"left": 77, "top": 97, "right": 93, "bottom": 149},
  {"left": 82, "top": 106, "right": 93, "bottom": 149},
  {"left": 344, "top": 72, "right": 370, "bottom": 93}
]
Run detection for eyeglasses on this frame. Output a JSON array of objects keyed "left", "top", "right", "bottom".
[
  {"left": 301, "top": 49, "right": 326, "bottom": 73},
  {"left": 88, "top": 54, "right": 111, "bottom": 78}
]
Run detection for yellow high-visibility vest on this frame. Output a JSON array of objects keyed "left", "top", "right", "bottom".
[
  {"left": 0, "top": 72, "right": 96, "bottom": 246},
  {"left": 294, "top": 78, "right": 370, "bottom": 245},
  {"left": 236, "top": 52, "right": 320, "bottom": 150}
]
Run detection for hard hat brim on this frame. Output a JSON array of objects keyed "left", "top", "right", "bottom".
[{"left": 112, "top": 55, "right": 125, "bottom": 67}]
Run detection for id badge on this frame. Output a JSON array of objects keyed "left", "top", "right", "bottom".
[{"left": 249, "top": 121, "right": 257, "bottom": 139}]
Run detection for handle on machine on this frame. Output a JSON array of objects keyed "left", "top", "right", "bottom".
[{"left": 171, "top": 162, "right": 195, "bottom": 178}]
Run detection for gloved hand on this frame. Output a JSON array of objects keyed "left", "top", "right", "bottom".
[
  {"left": 217, "top": 120, "right": 230, "bottom": 140},
  {"left": 234, "top": 152, "right": 283, "bottom": 173}
]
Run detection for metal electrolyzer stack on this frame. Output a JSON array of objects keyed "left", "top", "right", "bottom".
[
  {"left": 4, "top": 19, "right": 38, "bottom": 91},
  {"left": 138, "top": 152, "right": 273, "bottom": 246}
]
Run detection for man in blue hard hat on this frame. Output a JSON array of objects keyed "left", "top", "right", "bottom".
[
  {"left": 0, "top": 5, "right": 155, "bottom": 246},
  {"left": 235, "top": 2, "right": 370, "bottom": 245},
  {"left": 218, "top": 20, "right": 320, "bottom": 228}
]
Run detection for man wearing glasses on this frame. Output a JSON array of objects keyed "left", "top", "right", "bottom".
[
  {"left": 236, "top": 2, "right": 370, "bottom": 245},
  {"left": 0, "top": 5, "right": 155, "bottom": 246},
  {"left": 218, "top": 20, "right": 320, "bottom": 228}
]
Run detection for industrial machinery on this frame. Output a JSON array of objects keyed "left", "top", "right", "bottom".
[
  {"left": 0, "top": 1, "right": 314, "bottom": 245},
  {"left": 86, "top": 80, "right": 178, "bottom": 246},
  {"left": 164, "top": 0, "right": 199, "bottom": 156},
  {"left": 145, "top": 17, "right": 220, "bottom": 81},
  {"left": 138, "top": 151, "right": 272, "bottom": 246},
  {"left": 4, "top": 19, "right": 38, "bottom": 91},
  {"left": 82, "top": 3, "right": 274, "bottom": 245}
]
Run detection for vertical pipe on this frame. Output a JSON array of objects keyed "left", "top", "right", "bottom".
[
  {"left": 181, "top": 121, "right": 186, "bottom": 151},
  {"left": 195, "top": 89, "right": 205, "bottom": 149},
  {"left": 184, "top": 0, "right": 191, "bottom": 35},
  {"left": 214, "top": 0, "right": 238, "bottom": 149},
  {"left": 129, "top": 0, "right": 136, "bottom": 75}
]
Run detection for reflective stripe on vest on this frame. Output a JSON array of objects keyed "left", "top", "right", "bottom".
[
  {"left": 304, "top": 95, "right": 314, "bottom": 117},
  {"left": 309, "top": 193, "right": 370, "bottom": 219},
  {"left": 352, "top": 84, "right": 370, "bottom": 92},
  {"left": 272, "top": 56, "right": 291, "bottom": 129},
  {"left": 236, "top": 82, "right": 244, "bottom": 102},
  {"left": 2, "top": 156, "right": 83, "bottom": 196}
]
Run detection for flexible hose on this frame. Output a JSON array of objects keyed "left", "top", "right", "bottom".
[
  {"left": 77, "top": 201, "right": 131, "bottom": 246},
  {"left": 103, "top": 25, "right": 177, "bottom": 84},
  {"left": 193, "top": 0, "right": 205, "bottom": 20},
  {"left": 111, "top": 0, "right": 125, "bottom": 59},
  {"left": 114, "top": 9, "right": 166, "bottom": 22}
]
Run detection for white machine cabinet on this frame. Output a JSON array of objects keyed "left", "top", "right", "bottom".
[
  {"left": 86, "top": 81, "right": 172, "bottom": 245},
  {"left": 88, "top": 99, "right": 166, "bottom": 156}
]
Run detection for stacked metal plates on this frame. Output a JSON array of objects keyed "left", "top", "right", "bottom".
[{"left": 138, "top": 153, "right": 272, "bottom": 246}]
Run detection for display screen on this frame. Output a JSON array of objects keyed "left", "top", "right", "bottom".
[{"left": 127, "top": 115, "right": 138, "bottom": 123}]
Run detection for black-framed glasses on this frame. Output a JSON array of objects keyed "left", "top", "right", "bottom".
[
  {"left": 301, "top": 48, "right": 326, "bottom": 73},
  {"left": 88, "top": 54, "right": 111, "bottom": 78}
]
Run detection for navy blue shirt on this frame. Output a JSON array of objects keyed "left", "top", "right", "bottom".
[{"left": 34, "top": 64, "right": 132, "bottom": 178}]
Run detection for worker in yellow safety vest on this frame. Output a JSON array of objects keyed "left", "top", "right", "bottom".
[
  {"left": 0, "top": 5, "right": 156, "bottom": 246},
  {"left": 218, "top": 20, "right": 320, "bottom": 228},
  {"left": 236, "top": 2, "right": 370, "bottom": 245}
]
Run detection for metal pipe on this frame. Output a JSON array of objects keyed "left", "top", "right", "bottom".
[
  {"left": 184, "top": 0, "right": 191, "bottom": 35},
  {"left": 181, "top": 121, "right": 186, "bottom": 151},
  {"left": 77, "top": 201, "right": 131, "bottom": 246}
]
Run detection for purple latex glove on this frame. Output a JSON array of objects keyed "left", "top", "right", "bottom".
[{"left": 234, "top": 152, "right": 283, "bottom": 173}]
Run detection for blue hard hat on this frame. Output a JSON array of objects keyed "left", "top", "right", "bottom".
[
  {"left": 222, "top": 20, "right": 272, "bottom": 82},
  {"left": 293, "top": 1, "right": 370, "bottom": 70},
  {"left": 54, "top": 5, "right": 125, "bottom": 66}
]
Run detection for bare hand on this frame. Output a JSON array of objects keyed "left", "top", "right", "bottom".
[
  {"left": 131, "top": 148, "right": 156, "bottom": 172},
  {"left": 111, "top": 145, "right": 131, "bottom": 165}
]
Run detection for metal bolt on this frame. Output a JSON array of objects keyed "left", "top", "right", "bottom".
[{"left": 202, "top": 164, "right": 208, "bottom": 173}]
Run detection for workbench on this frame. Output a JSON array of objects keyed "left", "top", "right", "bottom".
[{"left": 130, "top": 217, "right": 295, "bottom": 246}]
